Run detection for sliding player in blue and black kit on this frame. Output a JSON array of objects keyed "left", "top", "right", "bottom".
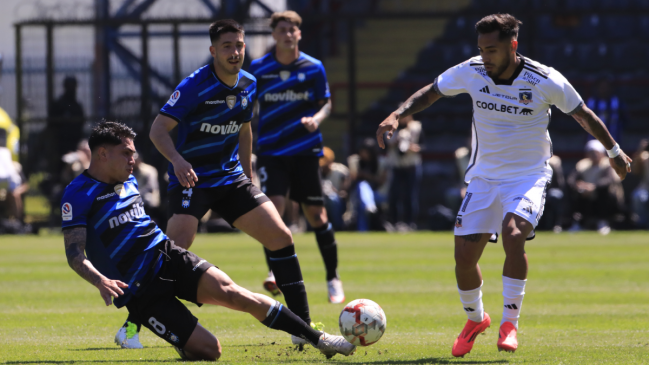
[
  {"left": 249, "top": 11, "right": 345, "bottom": 304},
  {"left": 113, "top": 19, "right": 318, "bottom": 349},
  {"left": 62, "top": 121, "right": 355, "bottom": 360}
]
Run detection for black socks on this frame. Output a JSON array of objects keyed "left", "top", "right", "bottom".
[
  {"left": 125, "top": 313, "right": 141, "bottom": 332},
  {"left": 267, "top": 245, "right": 311, "bottom": 324},
  {"left": 314, "top": 223, "right": 339, "bottom": 281},
  {"left": 261, "top": 301, "right": 321, "bottom": 345}
]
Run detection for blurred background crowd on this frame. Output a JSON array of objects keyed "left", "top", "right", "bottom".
[{"left": 0, "top": 0, "right": 648, "bottom": 235}]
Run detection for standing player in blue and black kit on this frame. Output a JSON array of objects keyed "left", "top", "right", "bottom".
[
  {"left": 249, "top": 11, "right": 345, "bottom": 304},
  {"left": 62, "top": 121, "right": 355, "bottom": 360},
  {"left": 112, "top": 19, "right": 317, "bottom": 349}
]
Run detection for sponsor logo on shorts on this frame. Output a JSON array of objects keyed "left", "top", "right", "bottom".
[
  {"left": 62, "top": 202, "right": 73, "bottom": 221},
  {"left": 169, "top": 333, "right": 180, "bottom": 344},
  {"left": 182, "top": 199, "right": 190, "bottom": 208},
  {"left": 461, "top": 193, "right": 473, "bottom": 212},
  {"left": 522, "top": 205, "right": 533, "bottom": 215},
  {"left": 192, "top": 259, "right": 207, "bottom": 271},
  {"left": 455, "top": 216, "right": 463, "bottom": 228},
  {"left": 253, "top": 193, "right": 266, "bottom": 199}
]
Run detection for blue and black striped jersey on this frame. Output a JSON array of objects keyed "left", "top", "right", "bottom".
[
  {"left": 160, "top": 63, "right": 256, "bottom": 189},
  {"left": 249, "top": 52, "right": 330, "bottom": 157},
  {"left": 61, "top": 172, "right": 168, "bottom": 307}
]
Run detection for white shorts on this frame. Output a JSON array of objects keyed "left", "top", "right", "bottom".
[{"left": 453, "top": 175, "right": 551, "bottom": 240}]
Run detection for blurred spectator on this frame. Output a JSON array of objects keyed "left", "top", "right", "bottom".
[
  {"left": 586, "top": 77, "right": 626, "bottom": 144},
  {"left": 387, "top": 113, "right": 422, "bottom": 230},
  {"left": 47, "top": 76, "right": 85, "bottom": 174},
  {"left": 630, "top": 139, "right": 649, "bottom": 228},
  {"left": 320, "top": 147, "right": 350, "bottom": 230},
  {"left": 568, "top": 140, "right": 624, "bottom": 235},
  {"left": 0, "top": 128, "right": 28, "bottom": 225},
  {"left": 0, "top": 107, "right": 20, "bottom": 161},
  {"left": 348, "top": 138, "right": 388, "bottom": 231},
  {"left": 60, "top": 139, "right": 91, "bottom": 184},
  {"left": 538, "top": 155, "right": 566, "bottom": 232}
]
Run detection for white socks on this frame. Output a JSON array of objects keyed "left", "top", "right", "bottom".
[
  {"left": 501, "top": 276, "right": 527, "bottom": 329},
  {"left": 458, "top": 281, "right": 484, "bottom": 323}
]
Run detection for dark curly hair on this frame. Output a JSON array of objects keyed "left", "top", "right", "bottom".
[
  {"left": 88, "top": 121, "right": 136, "bottom": 152},
  {"left": 475, "top": 14, "right": 523, "bottom": 40}
]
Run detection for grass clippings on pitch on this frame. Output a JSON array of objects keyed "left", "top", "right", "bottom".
[{"left": 1, "top": 231, "right": 648, "bottom": 364}]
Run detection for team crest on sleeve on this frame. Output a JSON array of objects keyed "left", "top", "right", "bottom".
[
  {"left": 519, "top": 90, "right": 533, "bottom": 104},
  {"left": 279, "top": 70, "right": 291, "bottom": 81},
  {"left": 226, "top": 95, "right": 236, "bottom": 110},
  {"left": 167, "top": 90, "right": 181, "bottom": 106},
  {"left": 297, "top": 72, "right": 305, "bottom": 82},
  {"left": 241, "top": 95, "right": 248, "bottom": 110},
  {"left": 62, "top": 202, "right": 73, "bottom": 221}
]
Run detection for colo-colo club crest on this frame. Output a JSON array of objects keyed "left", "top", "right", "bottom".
[
  {"left": 226, "top": 95, "right": 236, "bottom": 110},
  {"left": 519, "top": 90, "right": 533, "bottom": 105}
]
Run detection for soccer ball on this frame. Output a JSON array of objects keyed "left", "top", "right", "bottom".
[{"left": 339, "top": 299, "right": 386, "bottom": 346}]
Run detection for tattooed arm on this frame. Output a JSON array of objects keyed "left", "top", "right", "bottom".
[
  {"left": 571, "top": 103, "right": 632, "bottom": 180},
  {"left": 63, "top": 227, "right": 128, "bottom": 306},
  {"left": 376, "top": 83, "right": 442, "bottom": 149}
]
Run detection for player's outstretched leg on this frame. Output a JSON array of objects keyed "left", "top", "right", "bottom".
[
  {"left": 114, "top": 313, "right": 143, "bottom": 349},
  {"left": 234, "top": 202, "right": 314, "bottom": 338},
  {"left": 498, "top": 213, "right": 532, "bottom": 353},
  {"left": 452, "top": 233, "right": 492, "bottom": 357},
  {"left": 303, "top": 204, "right": 345, "bottom": 304},
  {"left": 196, "top": 266, "right": 356, "bottom": 359}
]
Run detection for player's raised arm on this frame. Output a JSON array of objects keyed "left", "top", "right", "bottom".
[
  {"left": 150, "top": 113, "right": 197, "bottom": 188},
  {"left": 63, "top": 227, "right": 128, "bottom": 306},
  {"left": 571, "top": 103, "right": 632, "bottom": 180},
  {"left": 376, "top": 83, "right": 442, "bottom": 149}
]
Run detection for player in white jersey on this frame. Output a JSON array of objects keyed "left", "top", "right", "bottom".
[{"left": 376, "top": 14, "right": 632, "bottom": 357}]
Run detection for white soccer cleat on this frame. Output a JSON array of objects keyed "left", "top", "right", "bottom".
[
  {"left": 327, "top": 277, "right": 345, "bottom": 304},
  {"left": 292, "top": 322, "right": 324, "bottom": 350},
  {"left": 115, "top": 322, "right": 143, "bottom": 349},
  {"left": 313, "top": 332, "right": 356, "bottom": 359}
]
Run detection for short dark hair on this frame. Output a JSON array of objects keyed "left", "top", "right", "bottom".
[
  {"left": 475, "top": 14, "right": 523, "bottom": 40},
  {"left": 209, "top": 19, "right": 245, "bottom": 43},
  {"left": 270, "top": 11, "right": 302, "bottom": 29},
  {"left": 88, "top": 121, "right": 136, "bottom": 152}
]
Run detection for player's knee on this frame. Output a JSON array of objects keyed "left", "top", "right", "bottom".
[
  {"left": 197, "top": 339, "right": 222, "bottom": 361},
  {"left": 268, "top": 226, "right": 293, "bottom": 249},
  {"left": 454, "top": 247, "right": 478, "bottom": 268}
]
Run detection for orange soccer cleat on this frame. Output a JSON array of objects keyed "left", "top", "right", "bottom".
[
  {"left": 497, "top": 321, "right": 518, "bottom": 352},
  {"left": 451, "top": 313, "right": 491, "bottom": 357}
]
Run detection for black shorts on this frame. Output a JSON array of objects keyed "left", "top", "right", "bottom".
[
  {"left": 126, "top": 240, "right": 215, "bottom": 349},
  {"left": 168, "top": 177, "right": 271, "bottom": 223},
  {"left": 257, "top": 155, "right": 324, "bottom": 205}
]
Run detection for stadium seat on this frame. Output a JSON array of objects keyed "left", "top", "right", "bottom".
[
  {"left": 603, "top": 16, "right": 636, "bottom": 39},
  {"left": 573, "top": 15, "right": 603, "bottom": 40},
  {"left": 535, "top": 15, "right": 568, "bottom": 40}
]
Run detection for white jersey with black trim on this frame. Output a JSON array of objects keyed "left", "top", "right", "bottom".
[{"left": 433, "top": 54, "right": 583, "bottom": 182}]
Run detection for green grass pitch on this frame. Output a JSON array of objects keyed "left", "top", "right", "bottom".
[{"left": 1, "top": 231, "right": 648, "bottom": 364}]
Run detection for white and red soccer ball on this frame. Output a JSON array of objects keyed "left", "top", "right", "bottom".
[{"left": 339, "top": 299, "right": 386, "bottom": 346}]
